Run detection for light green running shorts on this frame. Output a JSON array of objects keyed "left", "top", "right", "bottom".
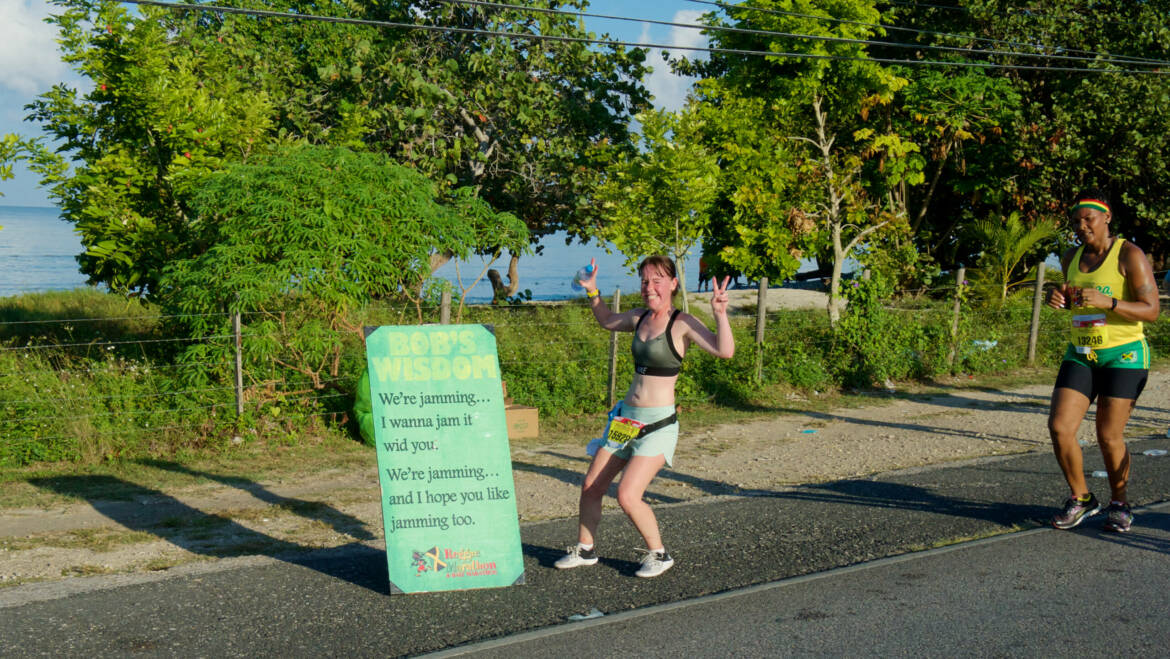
[{"left": 602, "top": 403, "right": 679, "bottom": 466}]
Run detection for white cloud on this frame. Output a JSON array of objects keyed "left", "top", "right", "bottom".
[
  {"left": 0, "top": 0, "right": 70, "bottom": 96},
  {"left": 641, "top": 10, "right": 706, "bottom": 112}
]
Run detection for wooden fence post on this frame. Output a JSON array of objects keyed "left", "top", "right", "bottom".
[
  {"left": 440, "top": 289, "right": 451, "bottom": 325},
  {"left": 233, "top": 312, "right": 244, "bottom": 417},
  {"left": 755, "top": 277, "right": 768, "bottom": 382},
  {"left": 1027, "top": 266, "right": 1046, "bottom": 365},
  {"left": 948, "top": 266, "right": 966, "bottom": 371},
  {"left": 607, "top": 288, "right": 621, "bottom": 407}
]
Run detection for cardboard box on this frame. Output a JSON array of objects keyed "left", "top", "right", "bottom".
[{"left": 504, "top": 405, "right": 539, "bottom": 439}]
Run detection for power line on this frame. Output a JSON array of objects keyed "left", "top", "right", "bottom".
[
  {"left": 117, "top": 0, "right": 1170, "bottom": 75},
  {"left": 881, "top": 0, "right": 1167, "bottom": 32},
  {"left": 682, "top": 0, "right": 1170, "bottom": 66},
  {"left": 436, "top": 0, "right": 1170, "bottom": 68}
]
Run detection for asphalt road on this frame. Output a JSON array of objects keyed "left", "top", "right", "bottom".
[
  {"left": 443, "top": 502, "right": 1170, "bottom": 658},
  {"left": 4, "top": 437, "right": 1170, "bottom": 657}
]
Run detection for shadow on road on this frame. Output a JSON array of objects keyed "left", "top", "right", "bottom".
[
  {"left": 777, "top": 477, "right": 1053, "bottom": 528},
  {"left": 28, "top": 465, "right": 388, "bottom": 595},
  {"left": 514, "top": 452, "right": 740, "bottom": 502},
  {"left": 1086, "top": 511, "right": 1170, "bottom": 556},
  {"left": 135, "top": 459, "right": 376, "bottom": 541}
]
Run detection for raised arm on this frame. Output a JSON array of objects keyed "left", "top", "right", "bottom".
[
  {"left": 679, "top": 276, "right": 735, "bottom": 359},
  {"left": 581, "top": 258, "right": 639, "bottom": 331}
]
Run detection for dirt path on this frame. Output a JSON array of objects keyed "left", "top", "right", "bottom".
[{"left": 3, "top": 370, "right": 1169, "bottom": 590}]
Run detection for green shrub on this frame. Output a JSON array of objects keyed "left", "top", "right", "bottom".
[{"left": 3, "top": 285, "right": 1167, "bottom": 468}]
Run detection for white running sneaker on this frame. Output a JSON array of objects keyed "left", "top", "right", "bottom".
[
  {"left": 555, "top": 545, "right": 599, "bottom": 569},
  {"left": 635, "top": 549, "right": 674, "bottom": 578}
]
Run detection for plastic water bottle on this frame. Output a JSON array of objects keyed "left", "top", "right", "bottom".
[{"left": 570, "top": 263, "right": 595, "bottom": 293}]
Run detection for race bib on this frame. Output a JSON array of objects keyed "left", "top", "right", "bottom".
[
  {"left": 1071, "top": 313, "right": 1107, "bottom": 352},
  {"left": 605, "top": 416, "right": 646, "bottom": 447}
]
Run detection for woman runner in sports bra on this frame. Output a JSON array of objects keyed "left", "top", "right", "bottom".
[
  {"left": 1045, "top": 192, "right": 1160, "bottom": 532},
  {"left": 555, "top": 255, "right": 734, "bottom": 577}
]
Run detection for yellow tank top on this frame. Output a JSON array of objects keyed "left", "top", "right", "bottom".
[{"left": 1067, "top": 238, "right": 1143, "bottom": 351}]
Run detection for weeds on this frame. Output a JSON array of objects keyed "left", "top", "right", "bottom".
[{"left": 0, "top": 288, "right": 1165, "bottom": 473}]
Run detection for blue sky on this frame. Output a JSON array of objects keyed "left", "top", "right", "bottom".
[{"left": 0, "top": 0, "right": 709, "bottom": 207}]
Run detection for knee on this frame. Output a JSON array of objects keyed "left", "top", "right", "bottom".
[
  {"left": 1096, "top": 432, "right": 1128, "bottom": 453},
  {"left": 580, "top": 480, "right": 607, "bottom": 502},
  {"left": 616, "top": 487, "right": 644, "bottom": 512},
  {"left": 1048, "top": 415, "right": 1078, "bottom": 440}
]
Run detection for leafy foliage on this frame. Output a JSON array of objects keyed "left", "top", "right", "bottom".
[
  {"left": 3, "top": 284, "right": 1163, "bottom": 466},
  {"left": 968, "top": 212, "right": 1058, "bottom": 305},
  {"left": 0, "top": 134, "right": 68, "bottom": 209},
  {"left": 17, "top": 0, "right": 649, "bottom": 297},
  {"left": 686, "top": 89, "right": 813, "bottom": 285},
  {"left": 592, "top": 109, "right": 720, "bottom": 312},
  {"left": 887, "top": 0, "right": 1170, "bottom": 271},
  {"left": 159, "top": 144, "right": 526, "bottom": 397},
  {"left": 682, "top": 0, "right": 920, "bottom": 324}
]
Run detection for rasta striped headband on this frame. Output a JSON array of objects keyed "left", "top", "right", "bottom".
[{"left": 1071, "top": 199, "right": 1110, "bottom": 214}]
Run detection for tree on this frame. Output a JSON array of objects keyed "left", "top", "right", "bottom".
[
  {"left": 1, "top": 134, "right": 68, "bottom": 231},
  {"left": 367, "top": 1, "right": 651, "bottom": 247},
  {"left": 865, "top": 66, "right": 1021, "bottom": 280},
  {"left": 592, "top": 109, "right": 720, "bottom": 313},
  {"left": 19, "top": 0, "right": 650, "bottom": 297},
  {"left": 26, "top": 0, "right": 283, "bottom": 295},
  {"left": 686, "top": 87, "right": 815, "bottom": 287},
  {"left": 886, "top": 0, "right": 1170, "bottom": 271},
  {"left": 683, "top": 0, "right": 920, "bottom": 324},
  {"left": 160, "top": 144, "right": 526, "bottom": 395},
  {"left": 968, "top": 211, "right": 1057, "bottom": 304}
]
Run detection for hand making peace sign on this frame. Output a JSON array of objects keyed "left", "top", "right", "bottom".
[{"left": 709, "top": 275, "right": 731, "bottom": 316}]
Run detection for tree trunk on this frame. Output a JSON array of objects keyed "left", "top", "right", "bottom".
[
  {"left": 911, "top": 142, "right": 950, "bottom": 234},
  {"left": 811, "top": 95, "right": 845, "bottom": 328},
  {"left": 829, "top": 224, "right": 844, "bottom": 326},
  {"left": 487, "top": 253, "right": 522, "bottom": 301},
  {"left": 430, "top": 250, "right": 453, "bottom": 273},
  {"left": 486, "top": 269, "right": 505, "bottom": 303}
]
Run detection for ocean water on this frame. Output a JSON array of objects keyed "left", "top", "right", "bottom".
[
  {"left": 0, "top": 205, "right": 92, "bottom": 297},
  {"left": 0, "top": 205, "right": 724, "bottom": 302},
  {"left": 432, "top": 237, "right": 709, "bottom": 303}
]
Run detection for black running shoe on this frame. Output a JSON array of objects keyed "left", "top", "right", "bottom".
[
  {"left": 1051, "top": 493, "right": 1100, "bottom": 529},
  {"left": 1103, "top": 501, "right": 1133, "bottom": 533}
]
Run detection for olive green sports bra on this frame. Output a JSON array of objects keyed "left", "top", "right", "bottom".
[{"left": 631, "top": 309, "right": 684, "bottom": 377}]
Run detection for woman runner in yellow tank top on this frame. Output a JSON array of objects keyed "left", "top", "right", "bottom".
[{"left": 1045, "top": 191, "right": 1160, "bottom": 532}]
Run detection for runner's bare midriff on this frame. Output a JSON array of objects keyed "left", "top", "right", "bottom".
[{"left": 625, "top": 373, "right": 678, "bottom": 408}]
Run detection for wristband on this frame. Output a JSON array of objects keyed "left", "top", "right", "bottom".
[
  {"left": 1111, "top": 298, "right": 1117, "bottom": 311},
  {"left": 587, "top": 289, "right": 600, "bottom": 299}
]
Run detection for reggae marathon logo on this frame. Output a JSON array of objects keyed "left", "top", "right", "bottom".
[
  {"left": 411, "top": 546, "right": 497, "bottom": 578},
  {"left": 412, "top": 547, "right": 447, "bottom": 575}
]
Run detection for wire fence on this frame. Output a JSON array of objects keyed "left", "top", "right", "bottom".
[{"left": 2, "top": 268, "right": 1167, "bottom": 466}]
